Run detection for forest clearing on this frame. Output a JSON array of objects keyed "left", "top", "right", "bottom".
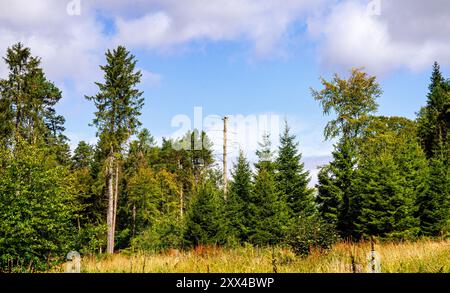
[
  {"left": 0, "top": 2, "right": 449, "bottom": 275},
  {"left": 48, "top": 239, "right": 450, "bottom": 273}
]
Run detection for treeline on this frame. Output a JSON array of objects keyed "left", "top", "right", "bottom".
[{"left": 0, "top": 43, "right": 448, "bottom": 271}]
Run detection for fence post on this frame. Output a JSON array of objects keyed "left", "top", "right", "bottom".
[
  {"left": 367, "top": 237, "right": 381, "bottom": 273},
  {"left": 66, "top": 251, "right": 81, "bottom": 273}
]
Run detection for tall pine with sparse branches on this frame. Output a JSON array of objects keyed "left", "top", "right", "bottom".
[{"left": 86, "top": 46, "right": 144, "bottom": 254}]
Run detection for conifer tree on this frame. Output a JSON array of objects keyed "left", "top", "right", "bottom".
[
  {"left": 250, "top": 133, "right": 289, "bottom": 245},
  {"left": 416, "top": 62, "right": 450, "bottom": 236},
  {"left": 184, "top": 178, "right": 227, "bottom": 246},
  {"left": 417, "top": 62, "right": 450, "bottom": 158},
  {"left": 355, "top": 117, "right": 427, "bottom": 239},
  {"left": 86, "top": 46, "right": 144, "bottom": 254},
  {"left": 276, "top": 121, "right": 315, "bottom": 218},
  {"left": 0, "top": 43, "right": 65, "bottom": 146},
  {"left": 227, "top": 150, "right": 253, "bottom": 242}
]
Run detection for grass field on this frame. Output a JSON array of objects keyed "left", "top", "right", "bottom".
[{"left": 53, "top": 239, "right": 450, "bottom": 273}]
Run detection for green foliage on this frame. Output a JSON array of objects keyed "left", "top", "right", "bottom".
[
  {"left": 354, "top": 117, "right": 428, "bottom": 239},
  {"left": 131, "top": 217, "right": 184, "bottom": 252},
  {"left": 249, "top": 134, "right": 289, "bottom": 246},
  {"left": 287, "top": 213, "right": 339, "bottom": 257},
  {"left": 311, "top": 68, "right": 381, "bottom": 140},
  {"left": 316, "top": 138, "right": 357, "bottom": 238},
  {"left": 417, "top": 152, "right": 450, "bottom": 236},
  {"left": 276, "top": 121, "right": 315, "bottom": 218},
  {"left": 0, "top": 141, "right": 76, "bottom": 271},
  {"left": 227, "top": 151, "right": 253, "bottom": 242},
  {"left": 86, "top": 45, "right": 144, "bottom": 153},
  {"left": 184, "top": 179, "right": 227, "bottom": 246},
  {"left": 0, "top": 43, "right": 65, "bottom": 147}
]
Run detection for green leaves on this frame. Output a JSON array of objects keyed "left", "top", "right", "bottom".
[
  {"left": 0, "top": 141, "right": 76, "bottom": 271},
  {"left": 311, "top": 68, "right": 381, "bottom": 140}
]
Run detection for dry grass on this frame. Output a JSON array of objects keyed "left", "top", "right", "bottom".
[{"left": 51, "top": 239, "right": 450, "bottom": 273}]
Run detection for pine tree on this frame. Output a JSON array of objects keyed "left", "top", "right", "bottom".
[
  {"left": 72, "top": 141, "right": 94, "bottom": 170},
  {"left": 86, "top": 45, "right": 144, "bottom": 254},
  {"left": 416, "top": 62, "right": 450, "bottom": 236},
  {"left": 276, "top": 121, "right": 315, "bottom": 218},
  {"left": 417, "top": 62, "right": 450, "bottom": 158},
  {"left": 0, "top": 43, "right": 65, "bottom": 146},
  {"left": 417, "top": 149, "right": 450, "bottom": 236},
  {"left": 316, "top": 138, "right": 357, "bottom": 237},
  {"left": 184, "top": 179, "right": 227, "bottom": 246},
  {"left": 227, "top": 150, "right": 253, "bottom": 242},
  {"left": 355, "top": 117, "right": 427, "bottom": 239},
  {"left": 250, "top": 133, "right": 289, "bottom": 245}
]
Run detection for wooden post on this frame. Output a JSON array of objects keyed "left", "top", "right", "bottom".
[
  {"left": 223, "top": 116, "right": 228, "bottom": 198},
  {"left": 367, "top": 236, "right": 381, "bottom": 273},
  {"left": 66, "top": 251, "right": 81, "bottom": 273}
]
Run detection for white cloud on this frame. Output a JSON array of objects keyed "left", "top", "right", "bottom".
[
  {"left": 140, "top": 69, "right": 163, "bottom": 87},
  {"left": 0, "top": 0, "right": 107, "bottom": 95},
  {"left": 111, "top": 0, "right": 324, "bottom": 57},
  {"left": 308, "top": 0, "right": 450, "bottom": 74}
]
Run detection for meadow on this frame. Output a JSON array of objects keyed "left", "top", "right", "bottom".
[{"left": 52, "top": 239, "right": 450, "bottom": 273}]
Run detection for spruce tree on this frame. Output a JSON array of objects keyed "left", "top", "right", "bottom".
[
  {"left": 355, "top": 117, "right": 427, "bottom": 239},
  {"left": 276, "top": 121, "right": 315, "bottom": 218},
  {"left": 417, "top": 62, "right": 449, "bottom": 158},
  {"left": 184, "top": 179, "right": 227, "bottom": 246},
  {"left": 417, "top": 148, "right": 450, "bottom": 236},
  {"left": 0, "top": 43, "right": 64, "bottom": 146},
  {"left": 86, "top": 45, "right": 144, "bottom": 254},
  {"left": 250, "top": 133, "right": 289, "bottom": 245},
  {"left": 227, "top": 150, "right": 253, "bottom": 242},
  {"left": 416, "top": 62, "right": 450, "bottom": 236},
  {"left": 316, "top": 138, "right": 357, "bottom": 237}
]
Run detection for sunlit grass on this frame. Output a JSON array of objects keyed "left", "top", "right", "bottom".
[{"left": 51, "top": 239, "right": 450, "bottom": 273}]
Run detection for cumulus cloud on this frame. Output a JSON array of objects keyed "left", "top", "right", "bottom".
[
  {"left": 0, "top": 0, "right": 108, "bottom": 93},
  {"left": 308, "top": 0, "right": 450, "bottom": 74},
  {"left": 2, "top": 0, "right": 448, "bottom": 85},
  {"left": 111, "top": 0, "right": 324, "bottom": 57}
]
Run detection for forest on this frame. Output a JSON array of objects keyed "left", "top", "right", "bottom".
[{"left": 0, "top": 43, "right": 448, "bottom": 272}]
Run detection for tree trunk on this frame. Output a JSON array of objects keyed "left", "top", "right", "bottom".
[
  {"left": 132, "top": 203, "right": 136, "bottom": 237},
  {"left": 106, "top": 154, "right": 115, "bottom": 254},
  {"left": 180, "top": 186, "right": 184, "bottom": 218},
  {"left": 112, "top": 160, "right": 119, "bottom": 247}
]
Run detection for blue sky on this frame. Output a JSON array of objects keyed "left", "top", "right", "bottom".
[{"left": 1, "top": 0, "right": 449, "bottom": 184}]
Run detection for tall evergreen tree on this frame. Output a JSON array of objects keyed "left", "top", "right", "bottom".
[
  {"left": 86, "top": 45, "right": 144, "bottom": 254},
  {"left": 184, "top": 178, "right": 227, "bottom": 246},
  {"left": 355, "top": 117, "right": 428, "bottom": 239},
  {"left": 417, "top": 62, "right": 450, "bottom": 158},
  {"left": 250, "top": 133, "right": 289, "bottom": 245},
  {"left": 316, "top": 138, "right": 357, "bottom": 236},
  {"left": 276, "top": 121, "right": 315, "bottom": 218},
  {"left": 227, "top": 150, "right": 253, "bottom": 242},
  {"left": 416, "top": 62, "right": 450, "bottom": 236},
  {"left": 0, "top": 43, "right": 65, "bottom": 146}
]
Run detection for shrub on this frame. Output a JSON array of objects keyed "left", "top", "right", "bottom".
[{"left": 287, "top": 214, "right": 339, "bottom": 257}]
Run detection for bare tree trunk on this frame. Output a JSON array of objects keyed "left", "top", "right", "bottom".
[
  {"left": 132, "top": 202, "right": 136, "bottom": 237},
  {"left": 106, "top": 155, "right": 115, "bottom": 254},
  {"left": 180, "top": 186, "right": 184, "bottom": 218},
  {"left": 112, "top": 160, "right": 119, "bottom": 249}
]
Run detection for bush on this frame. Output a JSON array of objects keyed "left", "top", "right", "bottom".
[
  {"left": 287, "top": 214, "right": 339, "bottom": 257},
  {"left": 131, "top": 217, "right": 184, "bottom": 252}
]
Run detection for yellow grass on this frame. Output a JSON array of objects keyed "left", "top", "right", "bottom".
[{"left": 52, "top": 239, "right": 450, "bottom": 273}]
